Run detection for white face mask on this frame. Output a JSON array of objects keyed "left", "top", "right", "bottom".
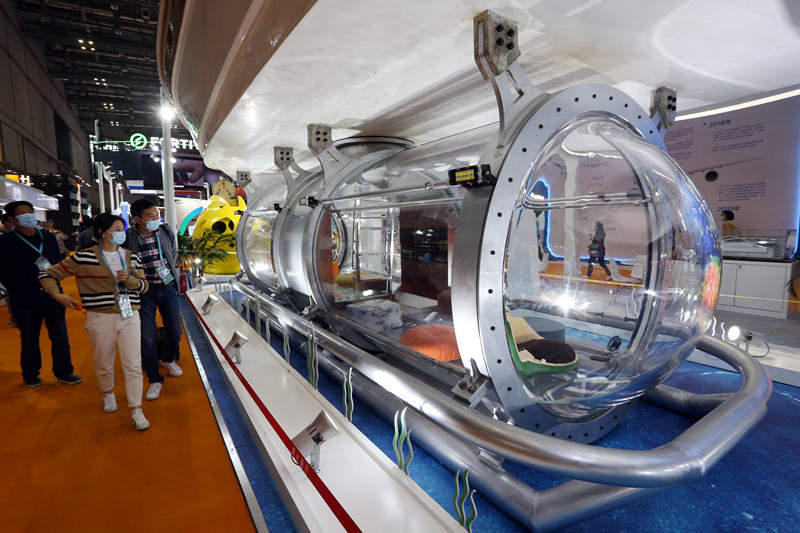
[
  {"left": 15, "top": 213, "right": 38, "bottom": 229},
  {"left": 145, "top": 219, "right": 161, "bottom": 231},
  {"left": 108, "top": 231, "right": 126, "bottom": 245}
]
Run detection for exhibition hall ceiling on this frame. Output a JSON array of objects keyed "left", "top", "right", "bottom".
[{"left": 12, "top": 0, "right": 167, "bottom": 137}]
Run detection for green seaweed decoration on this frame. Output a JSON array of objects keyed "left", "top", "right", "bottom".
[
  {"left": 282, "top": 324, "right": 291, "bottom": 363},
  {"left": 392, "top": 407, "right": 414, "bottom": 475},
  {"left": 342, "top": 367, "right": 354, "bottom": 421},
  {"left": 453, "top": 469, "right": 478, "bottom": 531},
  {"left": 306, "top": 330, "right": 319, "bottom": 389}
]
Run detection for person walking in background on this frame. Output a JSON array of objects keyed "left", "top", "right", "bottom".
[
  {"left": 39, "top": 213, "right": 151, "bottom": 430},
  {"left": 1, "top": 213, "right": 14, "bottom": 235},
  {"left": 721, "top": 210, "right": 741, "bottom": 236},
  {"left": 76, "top": 217, "right": 95, "bottom": 251},
  {"left": 124, "top": 198, "right": 183, "bottom": 403},
  {"left": 586, "top": 221, "right": 611, "bottom": 279},
  {"left": 44, "top": 219, "right": 68, "bottom": 261},
  {"left": 0, "top": 201, "right": 81, "bottom": 387}
]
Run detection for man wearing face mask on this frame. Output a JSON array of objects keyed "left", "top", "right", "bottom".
[
  {"left": 124, "top": 198, "right": 182, "bottom": 402},
  {"left": 0, "top": 201, "right": 81, "bottom": 387}
]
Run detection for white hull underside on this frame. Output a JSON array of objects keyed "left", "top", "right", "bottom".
[{"left": 166, "top": 0, "right": 800, "bottom": 183}]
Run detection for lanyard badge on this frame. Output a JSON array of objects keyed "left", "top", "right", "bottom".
[
  {"left": 117, "top": 294, "right": 133, "bottom": 318},
  {"left": 155, "top": 263, "right": 174, "bottom": 284},
  {"left": 99, "top": 248, "right": 134, "bottom": 319},
  {"left": 16, "top": 230, "right": 51, "bottom": 271},
  {"left": 34, "top": 256, "right": 52, "bottom": 271}
]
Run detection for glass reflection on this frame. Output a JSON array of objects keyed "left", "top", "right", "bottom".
[{"left": 504, "top": 115, "right": 720, "bottom": 421}]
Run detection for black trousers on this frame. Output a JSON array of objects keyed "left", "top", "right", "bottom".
[{"left": 12, "top": 297, "right": 74, "bottom": 380}]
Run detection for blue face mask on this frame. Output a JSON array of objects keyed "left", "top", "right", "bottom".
[
  {"left": 15, "top": 213, "right": 38, "bottom": 229},
  {"left": 107, "top": 231, "right": 126, "bottom": 245},
  {"left": 145, "top": 219, "right": 161, "bottom": 231}
]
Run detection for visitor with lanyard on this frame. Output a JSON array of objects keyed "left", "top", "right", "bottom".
[
  {"left": 0, "top": 201, "right": 81, "bottom": 387},
  {"left": 39, "top": 213, "right": 151, "bottom": 430},
  {"left": 124, "top": 198, "right": 183, "bottom": 403}
]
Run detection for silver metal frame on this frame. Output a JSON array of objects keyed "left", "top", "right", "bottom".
[
  {"left": 302, "top": 137, "right": 415, "bottom": 323},
  {"left": 232, "top": 281, "right": 771, "bottom": 488},
  {"left": 451, "top": 80, "right": 674, "bottom": 432}
]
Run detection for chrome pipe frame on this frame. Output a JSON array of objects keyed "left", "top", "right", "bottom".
[
  {"left": 232, "top": 279, "right": 771, "bottom": 489},
  {"left": 315, "top": 345, "right": 668, "bottom": 532}
]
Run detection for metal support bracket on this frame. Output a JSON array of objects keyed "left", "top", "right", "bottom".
[
  {"left": 474, "top": 10, "right": 546, "bottom": 149},
  {"left": 452, "top": 359, "right": 489, "bottom": 407},
  {"left": 235, "top": 170, "right": 251, "bottom": 187},
  {"left": 307, "top": 124, "right": 352, "bottom": 185},
  {"left": 650, "top": 86, "right": 678, "bottom": 132}
]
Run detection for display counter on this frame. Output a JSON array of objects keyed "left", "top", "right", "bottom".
[{"left": 717, "top": 258, "right": 798, "bottom": 319}]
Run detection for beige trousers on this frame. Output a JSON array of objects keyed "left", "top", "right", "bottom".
[{"left": 85, "top": 310, "right": 143, "bottom": 408}]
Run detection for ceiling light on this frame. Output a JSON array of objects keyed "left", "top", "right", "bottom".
[
  {"left": 90, "top": 47, "right": 95, "bottom": 51},
  {"left": 81, "top": 46, "right": 86, "bottom": 50},
  {"left": 78, "top": 39, "right": 84, "bottom": 43},
  {"left": 159, "top": 105, "right": 176, "bottom": 120},
  {"left": 88, "top": 41, "right": 93, "bottom": 45}
]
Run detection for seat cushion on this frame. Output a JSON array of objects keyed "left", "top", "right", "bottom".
[{"left": 399, "top": 325, "right": 460, "bottom": 362}]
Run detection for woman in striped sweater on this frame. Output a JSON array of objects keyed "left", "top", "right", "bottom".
[{"left": 39, "top": 213, "right": 151, "bottom": 430}]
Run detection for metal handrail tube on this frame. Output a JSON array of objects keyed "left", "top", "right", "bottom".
[
  {"left": 321, "top": 180, "right": 456, "bottom": 203},
  {"left": 315, "top": 346, "right": 667, "bottom": 532},
  {"left": 329, "top": 197, "right": 462, "bottom": 213},
  {"left": 231, "top": 280, "right": 771, "bottom": 488}
]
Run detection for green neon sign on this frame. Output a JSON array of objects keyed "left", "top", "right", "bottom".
[{"left": 129, "top": 133, "right": 148, "bottom": 150}]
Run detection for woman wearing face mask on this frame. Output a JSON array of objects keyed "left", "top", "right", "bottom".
[{"left": 39, "top": 213, "right": 151, "bottom": 430}]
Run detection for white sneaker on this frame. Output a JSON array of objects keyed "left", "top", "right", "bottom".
[
  {"left": 131, "top": 407, "right": 150, "bottom": 431},
  {"left": 102, "top": 392, "right": 118, "bottom": 413},
  {"left": 160, "top": 361, "right": 183, "bottom": 377},
  {"left": 145, "top": 382, "right": 162, "bottom": 401}
]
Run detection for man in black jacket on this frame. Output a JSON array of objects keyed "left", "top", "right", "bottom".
[
  {"left": 0, "top": 201, "right": 81, "bottom": 387},
  {"left": 124, "top": 198, "right": 183, "bottom": 402}
]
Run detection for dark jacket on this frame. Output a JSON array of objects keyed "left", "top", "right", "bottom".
[
  {"left": 76, "top": 228, "right": 95, "bottom": 251},
  {"left": 123, "top": 224, "right": 180, "bottom": 283},
  {"left": 0, "top": 229, "right": 62, "bottom": 307}
]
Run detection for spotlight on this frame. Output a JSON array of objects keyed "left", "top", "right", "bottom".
[
  {"left": 200, "top": 294, "right": 219, "bottom": 315},
  {"left": 291, "top": 410, "right": 340, "bottom": 471},
  {"left": 159, "top": 105, "right": 175, "bottom": 120},
  {"left": 727, "top": 325, "right": 742, "bottom": 342},
  {"left": 727, "top": 325, "right": 768, "bottom": 357},
  {"left": 223, "top": 331, "right": 249, "bottom": 364}
]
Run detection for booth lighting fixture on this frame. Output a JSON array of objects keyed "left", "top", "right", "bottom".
[
  {"left": 726, "top": 325, "right": 769, "bottom": 357},
  {"left": 678, "top": 87, "right": 800, "bottom": 121},
  {"left": 223, "top": 331, "right": 249, "bottom": 364},
  {"left": 200, "top": 294, "right": 219, "bottom": 315},
  {"left": 159, "top": 106, "right": 176, "bottom": 120},
  {"left": 291, "top": 410, "right": 340, "bottom": 472}
]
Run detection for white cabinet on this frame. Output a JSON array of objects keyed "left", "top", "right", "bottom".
[{"left": 716, "top": 259, "right": 798, "bottom": 318}]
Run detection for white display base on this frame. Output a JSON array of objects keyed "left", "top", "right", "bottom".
[
  {"left": 186, "top": 288, "right": 461, "bottom": 532},
  {"left": 688, "top": 343, "right": 800, "bottom": 388}
]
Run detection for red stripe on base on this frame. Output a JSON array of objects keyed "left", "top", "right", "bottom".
[{"left": 186, "top": 295, "right": 363, "bottom": 533}]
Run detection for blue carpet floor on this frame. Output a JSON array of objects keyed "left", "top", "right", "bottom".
[{"left": 183, "top": 293, "right": 800, "bottom": 532}]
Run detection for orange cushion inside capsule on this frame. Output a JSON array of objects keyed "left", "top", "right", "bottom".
[{"left": 399, "top": 325, "right": 461, "bottom": 362}]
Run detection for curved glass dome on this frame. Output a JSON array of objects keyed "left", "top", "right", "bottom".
[
  {"left": 237, "top": 182, "right": 288, "bottom": 292},
  {"left": 503, "top": 114, "right": 720, "bottom": 421}
]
